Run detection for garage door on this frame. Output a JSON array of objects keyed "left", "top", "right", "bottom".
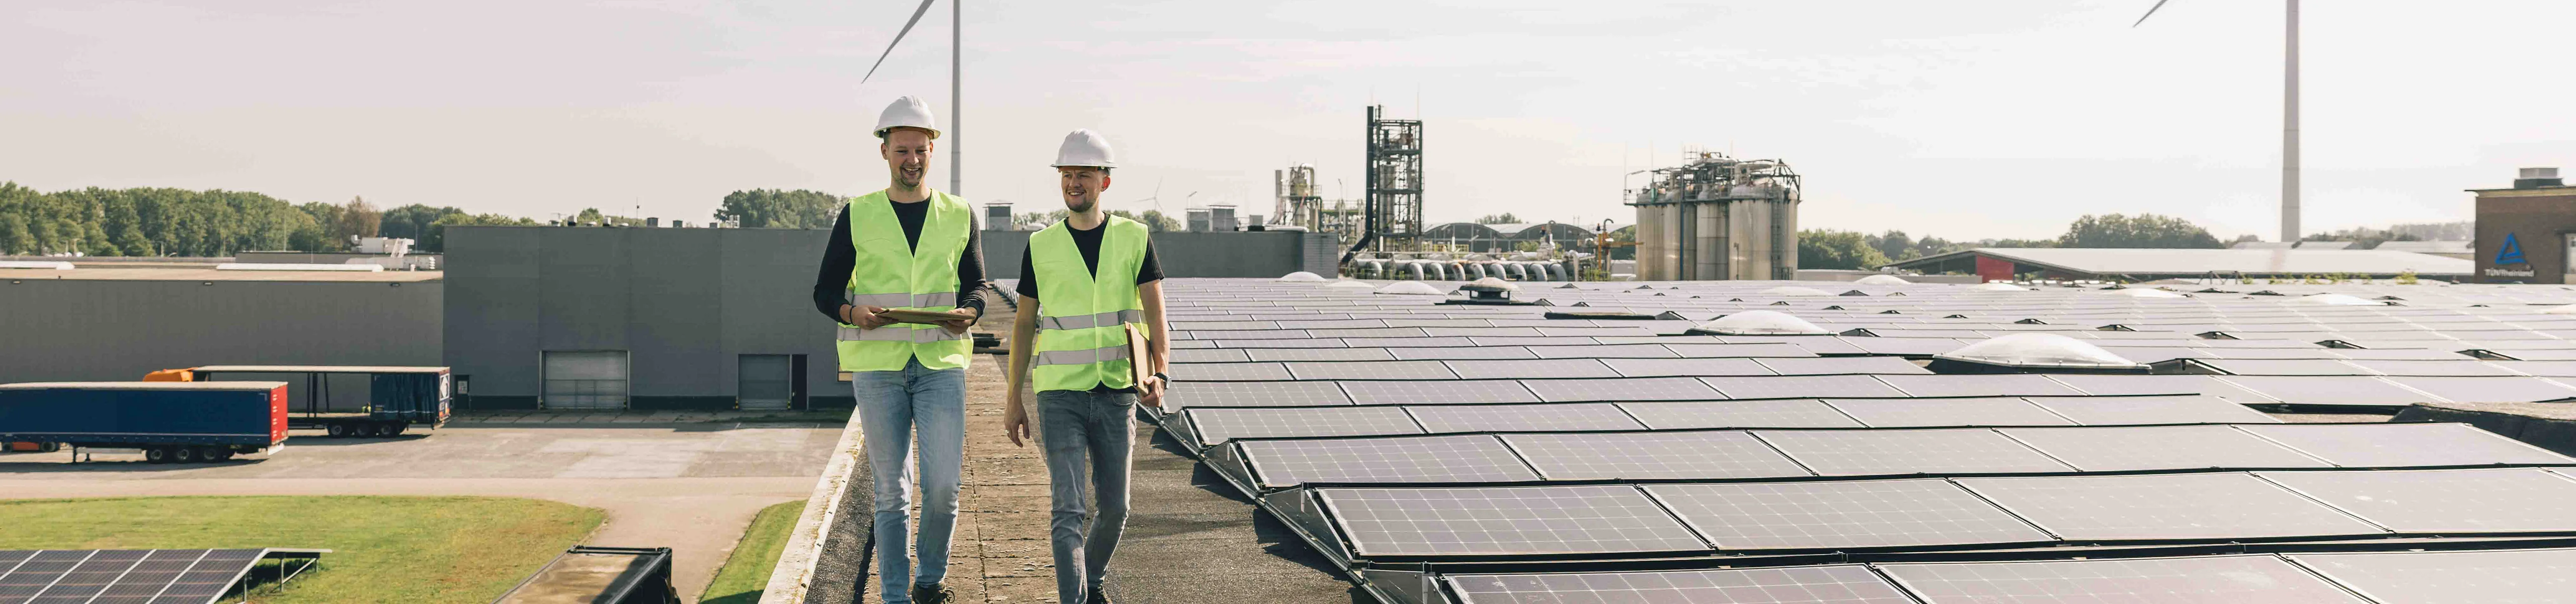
[
  {"left": 739, "top": 354, "right": 793, "bottom": 411},
  {"left": 543, "top": 350, "right": 629, "bottom": 410}
]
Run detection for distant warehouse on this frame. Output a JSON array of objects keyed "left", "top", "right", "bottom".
[{"left": 1885, "top": 248, "right": 2474, "bottom": 283}]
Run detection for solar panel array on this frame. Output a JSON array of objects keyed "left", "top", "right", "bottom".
[
  {"left": 0, "top": 549, "right": 286, "bottom": 604},
  {"left": 1137, "top": 278, "right": 2576, "bottom": 604}
]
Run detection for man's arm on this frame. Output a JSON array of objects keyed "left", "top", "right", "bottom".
[
  {"left": 812, "top": 206, "right": 857, "bottom": 323},
  {"left": 1002, "top": 293, "right": 1041, "bottom": 446},
  {"left": 1140, "top": 280, "right": 1169, "bottom": 376}
]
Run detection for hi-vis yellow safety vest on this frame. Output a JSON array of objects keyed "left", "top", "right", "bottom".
[
  {"left": 836, "top": 190, "right": 973, "bottom": 371},
  {"left": 1030, "top": 215, "right": 1149, "bottom": 392}
]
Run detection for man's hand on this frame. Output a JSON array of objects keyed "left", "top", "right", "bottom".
[
  {"left": 935, "top": 307, "right": 979, "bottom": 335},
  {"left": 1138, "top": 375, "right": 1166, "bottom": 408},
  {"left": 1002, "top": 395, "right": 1031, "bottom": 447},
  {"left": 847, "top": 305, "right": 893, "bottom": 329}
]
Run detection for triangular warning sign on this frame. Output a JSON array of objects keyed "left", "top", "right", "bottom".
[{"left": 2498, "top": 233, "right": 2528, "bottom": 265}]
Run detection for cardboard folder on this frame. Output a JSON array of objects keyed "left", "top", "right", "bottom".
[{"left": 1125, "top": 324, "right": 1153, "bottom": 389}]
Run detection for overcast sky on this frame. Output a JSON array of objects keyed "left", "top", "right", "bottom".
[{"left": 6, "top": 1, "right": 2570, "bottom": 240}]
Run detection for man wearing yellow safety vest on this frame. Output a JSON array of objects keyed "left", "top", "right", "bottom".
[
  {"left": 809, "top": 96, "right": 983, "bottom": 604},
  {"left": 1002, "top": 129, "right": 1168, "bottom": 604}
]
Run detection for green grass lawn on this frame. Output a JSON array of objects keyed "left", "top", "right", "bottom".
[
  {"left": 699, "top": 500, "right": 808, "bottom": 604},
  {"left": 0, "top": 496, "right": 603, "bottom": 604}
]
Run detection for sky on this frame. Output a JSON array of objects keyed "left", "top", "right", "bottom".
[{"left": 4, "top": 1, "right": 2571, "bottom": 241}]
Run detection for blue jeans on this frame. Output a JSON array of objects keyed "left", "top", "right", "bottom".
[
  {"left": 853, "top": 358, "right": 967, "bottom": 603},
  {"left": 1038, "top": 389, "right": 1136, "bottom": 604}
]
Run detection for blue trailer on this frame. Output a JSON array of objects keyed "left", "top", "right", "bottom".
[
  {"left": 178, "top": 365, "right": 451, "bottom": 437},
  {"left": 0, "top": 381, "right": 290, "bottom": 463}
]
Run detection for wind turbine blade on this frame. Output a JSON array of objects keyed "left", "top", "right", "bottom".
[
  {"left": 862, "top": 0, "right": 942, "bottom": 83},
  {"left": 2131, "top": 0, "right": 2172, "bottom": 27}
]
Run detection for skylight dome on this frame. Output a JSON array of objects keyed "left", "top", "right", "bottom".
[
  {"left": 1936, "top": 333, "right": 2143, "bottom": 369},
  {"left": 1689, "top": 310, "right": 1830, "bottom": 336}
]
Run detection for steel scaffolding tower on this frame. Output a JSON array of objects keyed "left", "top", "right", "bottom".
[{"left": 1344, "top": 105, "right": 1423, "bottom": 262}]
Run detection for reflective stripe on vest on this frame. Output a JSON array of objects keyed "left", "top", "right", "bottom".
[
  {"left": 836, "top": 189, "right": 975, "bottom": 372},
  {"left": 1029, "top": 215, "right": 1151, "bottom": 392},
  {"left": 1036, "top": 309, "right": 1145, "bottom": 332}
]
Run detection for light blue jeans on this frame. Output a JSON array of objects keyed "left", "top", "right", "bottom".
[
  {"left": 853, "top": 358, "right": 967, "bottom": 604},
  {"left": 1038, "top": 389, "right": 1136, "bottom": 604}
]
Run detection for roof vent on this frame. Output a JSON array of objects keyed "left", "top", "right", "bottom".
[
  {"left": 1759, "top": 286, "right": 1834, "bottom": 296},
  {"left": 1687, "top": 310, "right": 1831, "bottom": 336},
  {"left": 1855, "top": 274, "right": 1910, "bottom": 285},
  {"left": 1931, "top": 333, "right": 2145, "bottom": 372},
  {"left": 1375, "top": 281, "right": 1446, "bottom": 295},
  {"left": 2517, "top": 167, "right": 2564, "bottom": 189},
  {"left": 1277, "top": 271, "right": 1327, "bottom": 282}
]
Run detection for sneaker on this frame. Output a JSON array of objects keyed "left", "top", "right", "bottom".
[
  {"left": 1085, "top": 588, "right": 1111, "bottom": 604},
  {"left": 912, "top": 583, "right": 953, "bottom": 604}
]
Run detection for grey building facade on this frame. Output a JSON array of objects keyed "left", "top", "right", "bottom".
[{"left": 979, "top": 229, "right": 1337, "bottom": 279}]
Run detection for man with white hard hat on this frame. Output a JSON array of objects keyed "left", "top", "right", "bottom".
[
  {"left": 810, "top": 95, "right": 984, "bottom": 604},
  {"left": 1002, "top": 129, "right": 1168, "bottom": 604}
]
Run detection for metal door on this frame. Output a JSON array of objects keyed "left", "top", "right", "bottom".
[
  {"left": 542, "top": 351, "right": 629, "bottom": 410},
  {"left": 738, "top": 354, "right": 794, "bottom": 411}
]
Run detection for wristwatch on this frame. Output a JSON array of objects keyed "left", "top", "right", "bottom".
[{"left": 1153, "top": 372, "right": 1171, "bottom": 383}]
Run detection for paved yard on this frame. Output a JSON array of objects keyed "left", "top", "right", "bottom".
[{"left": 0, "top": 420, "right": 847, "bottom": 601}]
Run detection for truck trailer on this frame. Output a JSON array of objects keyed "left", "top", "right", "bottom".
[
  {"left": 148, "top": 365, "right": 451, "bottom": 437},
  {"left": 0, "top": 381, "right": 289, "bottom": 463}
]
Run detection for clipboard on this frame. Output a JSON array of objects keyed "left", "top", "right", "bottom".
[
  {"left": 877, "top": 308, "right": 969, "bottom": 325},
  {"left": 1125, "top": 324, "right": 1153, "bottom": 387}
]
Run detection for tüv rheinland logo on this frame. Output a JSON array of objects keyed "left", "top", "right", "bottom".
[{"left": 2488, "top": 233, "right": 2536, "bottom": 278}]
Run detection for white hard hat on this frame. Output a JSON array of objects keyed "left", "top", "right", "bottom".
[
  {"left": 1051, "top": 129, "right": 1115, "bottom": 168},
  {"left": 873, "top": 96, "right": 941, "bottom": 139}
]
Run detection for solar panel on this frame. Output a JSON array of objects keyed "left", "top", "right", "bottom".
[
  {"left": 2216, "top": 375, "right": 2442, "bottom": 406},
  {"left": 2488, "top": 360, "right": 2576, "bottom": 377},
  {"left": 2043, "top": 374, "right": 2274, "bottom": 402},
  {"left": 1168, "top": 340, "right": 1215, "bottom": 349},
  {"left": 1213, "top": 338, "right": 1344, "bottom": 348},
  {"left": 2259, "top": 468, "right": 2576, "bottom": 533},
  {"left": 1183, "top": 407, "right": 1420, "bottom": 446},
  {"left": 0, "top": 549, "right": 276, "bottom": 604},
  {"left": 1446, "top": 565, "right": 1917, "bottom": 604},
  {"left": 1407, "top": 403, "right": 1646, "bottom": 433},
  {"left": 1389, "top": 346, "right": 1538, "bottom": 360},
  {"left": 1602, "top": 358, "right": 1777, "bottom": 378},
  {"left": 1503, "top": 431, "right": 1810, "bottom": 480},
  {"left": 2235, "top": 423, "right": 2576, "bottom": 467},
  {"left": 1447, "top": 358, "right": 1619, "bottom": 380},
  {"left": 2382, "top": 375, "right": 2576, "bottom": 403},
  {"left": 1665, "top": 343, "right": 1825, "bottom": 358},
  {"left": 1874, "top": 374, "right": 2088, "bottom": 398},
  {"left": 1239, "top": 434, "right": 1538, "bottom": 489},
  {"left": 1616, "top": 400, "right": 1864, "bottom": 430},
  {"left": 2290, "top": 548, "right": 2576, "bottom": 604},
  {"left": 1170, "top": 361, "right": 1294, "bottom": 382},
  {"left": 1879, "top": 555, "right": 2369, "bottom": 603},
  {"left": 1529, "top": 344, "right": 1680, "bottom": 359},
  {"left": 2196, "top": 358, "right": 2371, "bottom": 375},
  {"left": 1753, "top": 356, "right": 1930, "bottom": 376},
  {"left": 1823, "top": 397, "right": 2074, "bottom": 427},
  {"left": 1645, "top": 479, "right": 2052, "bottom": 551},
  {"left": 2347, "top": 359, "right": 2524, "bottom": 376},
  {"left": 2020, "top": 395, "right": 2284, "bottom": 425},
  {"left": 1243, "top": 348, "right": 1394, "bottom": 362},
  {"left": 1997, "top": 425, "right": 2329, "bottom": 471},
  {"left": 1702, "top": 375, "right": 1907, "bottom": 400},
  {"left": 1316, "top": 486, "right": 1709, "bottom": 557},
  {"left": 1171, "top": 348, "right": 1251, "bottom": 363},
  {"left": 1284, "top": 360, "right": 1458, "bottom": 381},
  {"left": 1754, "top": 429, "right": 2073, "bottom": 476},
  {"left": 1343, "top": 336, "right": 1474, "bottom": 348},
  {"left": 1956, "top": 473, "right": 2386, "bottom": 540},
  {"left": 1162, "top": 381, "right": 1350, "bottom": 410},
  {"left": 1523, "top": 377, "right": 1721, "bottom": 402},
  {"left": 1341, "top": 380, "right": 1538, "bottom": 405}
]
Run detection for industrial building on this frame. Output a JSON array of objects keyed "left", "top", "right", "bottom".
[
  {"left": 1417, "top": 221, "right": 1599, "bottom": 254},
  {"left": 2474, "top": 167, "right": 2576, "bottom": 283},
  {"left": 1888, "top": 247, "right": 2474, "bottom": 283},
  {"left": 1627, "top": 151, "right": 1801, "bottom": 280}
]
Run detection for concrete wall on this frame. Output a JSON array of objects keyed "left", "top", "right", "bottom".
[
  {"left": 981, "top": 229, "right": 1319, "bottom": 279},
  {"left": 0, "top": 277, "right": 442, "bottom": 411},
  {"left": 443, "top": 226, "right": 846, "bottom": 410}
]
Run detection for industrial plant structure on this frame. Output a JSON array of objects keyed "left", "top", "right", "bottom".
[
  {"left": 1343, "top": 105, "right": 1425, "bottom": 262},
  {"left": 1628, "top": 150, "right": 1801, "bottom": 280}
]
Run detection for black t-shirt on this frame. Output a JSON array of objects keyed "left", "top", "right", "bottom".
[
  {"left": 1016, "top": 218, "right": 1162, "bottom": 394},
  {"left": 1014, "top": 220, "right": 1163, "bottom": 298},
  {"left": 811, "top": 199, "right": 986, "bottom": 324}
]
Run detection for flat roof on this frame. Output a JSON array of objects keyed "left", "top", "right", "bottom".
[
  {"left": 0, "top": 267, "right": 441, "bottom": 282},
  {"left": 193, "top": 365, "right": 449, "bottom": 374},
  {"left": 0, "top": 381, "right": 289, "bottom": 391},
  {"left": 1889, "top": 248, "right": 2473, "bottom": 276}
]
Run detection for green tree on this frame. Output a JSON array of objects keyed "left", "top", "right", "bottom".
[
  {"left": 335, "top": 196, "right": 381, "bottom": 243},
  {"left": 714, "top": 189, "right": 842, "bottom": 229},
  {"left": 1798, "top": 230, "right": 1891, "bottom": 270},
  {"left": 573, "top": 207, "right": 606, "bottom": 225},
  {"left": 376, "top": 204, "right": 469, "bottom": 250},
  {"left": 1135, "top": 209, "right": 1182, "bottom": 232},
  {"left": 2057, "top": 213, "right": 2223, "bottom": 249},
  {"left": 0, "top": 214, "right": 29, "bottom": 255},
  {"left": 1869, "top": 230, "right": 1916, "bottom": 261},
  {"left": 1474, "top": 213, "right": 1520, "bottom": 225}
]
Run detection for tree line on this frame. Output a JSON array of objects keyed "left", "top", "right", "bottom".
[
  {"left": 1800, "top": 213, "right": 2228, "bottom": 270},
  {"left": 0, "top": 182, "right": 538, "bottom": 256}
]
